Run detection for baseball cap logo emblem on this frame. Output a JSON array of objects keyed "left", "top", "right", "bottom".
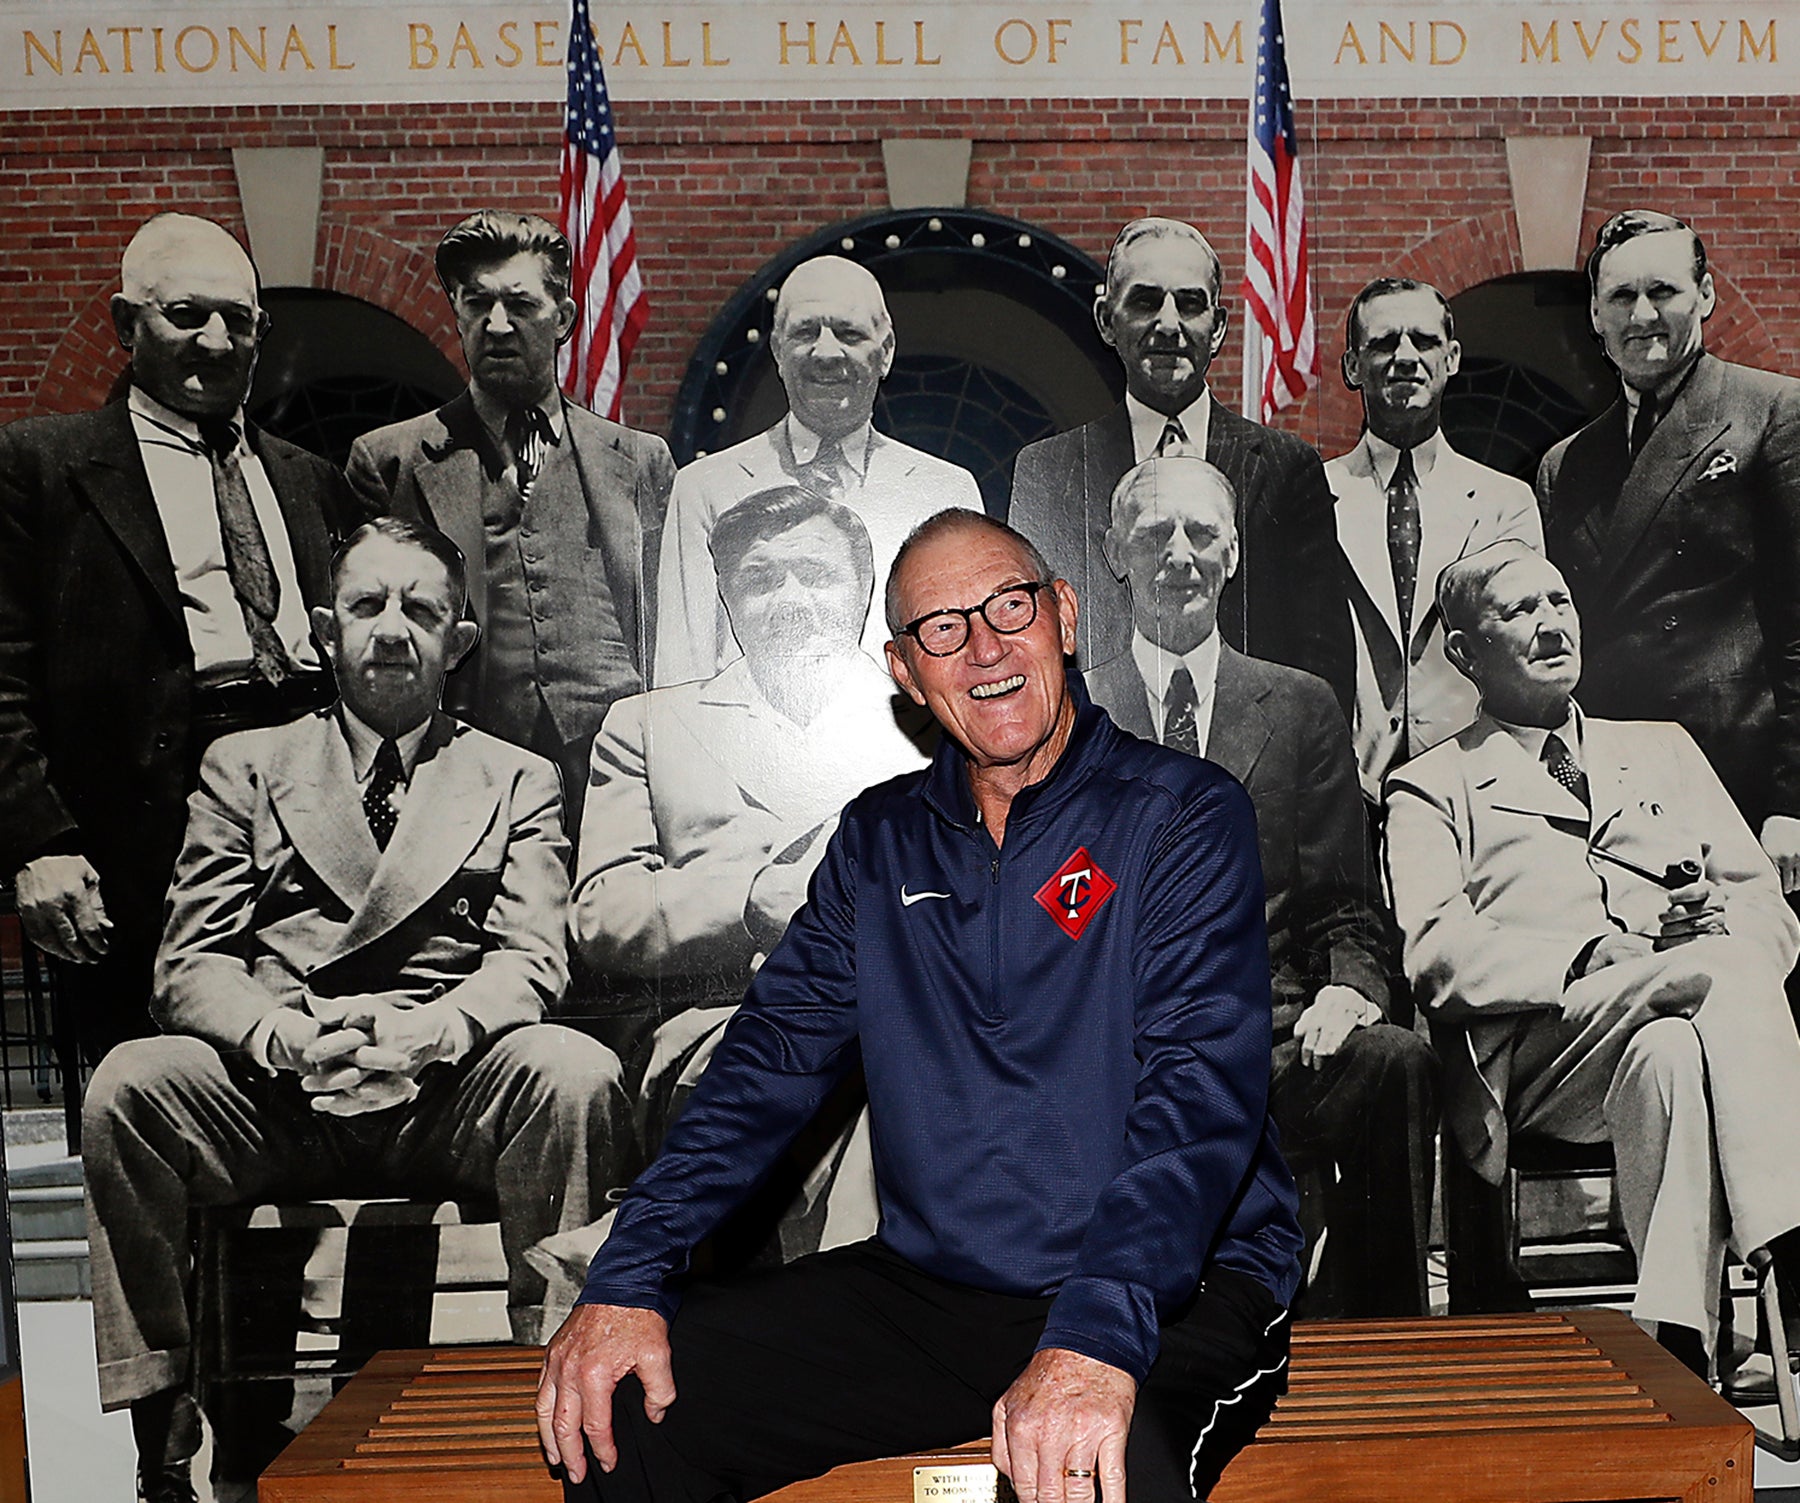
[{"left": 1035, "top": 846, "right": 1116, "bottom": 941}]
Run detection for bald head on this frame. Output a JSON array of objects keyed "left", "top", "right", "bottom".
[
  {"left": 771, "top": 255, "right": 896, "bottom": 441},
  {"left": 119, "top": 213, "right": 257, "bottom": 304},
  {"left": 1103, "top": 454, "right": 1239, "bottom": 655},
  {"left": 112, "top": 213, "right": 265, "bottom": 421}
]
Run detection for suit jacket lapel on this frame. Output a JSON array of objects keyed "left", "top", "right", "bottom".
[
  {"left": 331, "top": 715, "right": 500, "bottom": 959},
  {"left": 74, "top": 403, "right": 188, "bottom": 632},
  {"left": 1468, "top": 717, "right": 1588, "bottom": 824},
  {"left": 1085, "top": 654, "right": 1155, "bottom": 739},
  {"left": 414, "top": 394, "right": 492, "bottom": 622},
  {"left": 565, "top": 405, "right": 647, "bottom": 660},
  {"left": 1206, "top": 644, "right": 1273, "bottom": 784},
  {"left": 266, "top": 711, "right": 380, "bottom": 913},
  {"left": 247, "top": 424, "right": 334, "bottom": 603},
  {"left": 1085, "top": 407, "right": 1135, "bottom": 539},
  {"left": 1599, "top": 354, "right": 1730, "bottom": 588}
]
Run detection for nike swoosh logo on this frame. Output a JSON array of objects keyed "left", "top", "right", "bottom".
[{"left": 900, "top": 886, "right": 953, "bottom": 907}]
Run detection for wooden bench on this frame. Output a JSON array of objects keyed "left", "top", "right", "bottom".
[{"left": 258, "top": 1309, "right": 1751, "bottom": 1502}]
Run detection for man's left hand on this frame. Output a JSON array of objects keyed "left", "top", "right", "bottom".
[
  {"left": 1762, "top": 815, "right": 1800, "bottom": 894},
  {"left": 1294, "top": 986, "right": 1376, "bottom": 1070},
  {"left": 991, "top": 1348, "right": 1136, "bottom": 1503},
  {"left": 310, "top": 994, "right": 474, "bottom": 1077}
]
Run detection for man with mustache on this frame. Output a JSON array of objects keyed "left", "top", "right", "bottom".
[
  {"left": 0, "top": 212, "right": 357, "bottom": 1063},
  {"left": 348, "top": 210, "right": 674, "bottom": 840},
  {"left": 652, "top": 255, "right": 981, "bottom": 689},
  {"left": 83, "top": 518, "right": 628, "bottom": 1503},
  {"left": 1326, "top": 277, "right": 1542, "bottom": 802},
  {"left": 1009, "top": 217, "right": 1353, "bottom": 715},
  {"left": 1538, "top": 209, "right": 1800, "bottom": 902},
  {"left": 1387, "top": 540, "right": 1800, "bottom": 1377},
  {"left": 1087, "top": 454, "right": 1436, "bottom": 1316}
]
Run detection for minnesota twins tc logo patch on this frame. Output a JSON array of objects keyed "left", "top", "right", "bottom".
[{"left": 1035, "top": 846, "right": 1116, "bottom": 940}]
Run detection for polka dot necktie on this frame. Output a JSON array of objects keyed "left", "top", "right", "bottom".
[
  {"left": 1164, "top": 666, "right": 1200, "bottom": 757},
  {"left": 1386, "top": 448, "right": 1422, "bottom": 646},
  {"left": 364, "top": 739, "right": 404, "bottom": 850},
  {"left": 1543, "top": 732, "right": 1589, "bottom": 809}
]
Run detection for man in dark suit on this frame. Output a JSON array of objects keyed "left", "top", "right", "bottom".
[
  {"left": 1539, "top": 208, "right": 1800, "bottom": 897},
  {"left": 1010, "top": 216, "right": 1352, "bottom": 714},
  {"left": 0, "top": 212, "right": 357, "bottom": 1061},
  {"left": 82, "top": 518, "right": 628, "bottom": 1502},
  {"left": 1084, "top": 454, "right": 1436, "bottom": 1316},
  {"left": 347, "top": 210, "right": 675, "bottom": 839}
]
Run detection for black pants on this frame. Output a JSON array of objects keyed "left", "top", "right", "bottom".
[{"left": 568, "top": 1240, "right": 1289, "bottom": 1503}]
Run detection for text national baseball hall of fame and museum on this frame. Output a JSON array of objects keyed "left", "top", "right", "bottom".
[{"left": 2, "top": 1, "right": 1792, "bottom": 107}]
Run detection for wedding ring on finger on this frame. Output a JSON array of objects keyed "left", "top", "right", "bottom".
[{"left": 1063, "top": 1468, "right": 1096, "bottom": 1479}]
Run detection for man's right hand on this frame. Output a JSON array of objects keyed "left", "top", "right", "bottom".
[
  {"left": 14, "top": 855, "right": 111, "bottom": 963},
  {"left": 537, "top": 1303, "right": 675, "bottom": 1483},
  {"left": 1579, "top": 931, "right": 1655, "bottom": 976}
]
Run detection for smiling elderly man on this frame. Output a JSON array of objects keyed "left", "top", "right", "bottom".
[
  {"left": 539, "top": 509, "right": 1301, "bottom": 1503},
  {"left": 651, "top": 254, "right": 982, "bottom": 688}
]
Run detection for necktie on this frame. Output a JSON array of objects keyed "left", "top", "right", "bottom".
[
  {"left": 1628, "top": 391, "right": 1658, "bottom": 459},
  {"left": 1543, "top": 732, "right": 1589, "bottom": 809},
  {"left": 801, "top": 438, "right": 851, "bottom": 499},
  {"left": 197, "top": 418, "right": 287, "bottom": 687},
  {"left": 1386, "top": 448, "right": 1423, "bottom": 646},
  {"left": 1157, "top": 417, "right": 1189, "bottom": 456},
  {"left": 364, "top": 739, "right": 404, "bottom": 850},
  {"left": 1164, "top": 665, "right": 1200, "bottom": 756},
  {"left": 505, "top": 406, "right": 550, "bottom": 500}
]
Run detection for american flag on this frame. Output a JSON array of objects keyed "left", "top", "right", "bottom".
[
  {"left": 557, "top": 0, "right": 646, "bottom": 421},
  {"left": 1241, "top": 0, "right": 1318, "bottom": 422}
]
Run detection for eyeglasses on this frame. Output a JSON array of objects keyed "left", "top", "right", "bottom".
[
  {"left": 898, "top": 580, "right": 1050, "bottom": 657},
  {"left": 142, "top": 299, "right": 270, "bottom": 341}
]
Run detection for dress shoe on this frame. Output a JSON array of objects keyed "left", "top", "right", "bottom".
[{"left": 136, "top": 1459, "right": 198, "bottom": 1503}]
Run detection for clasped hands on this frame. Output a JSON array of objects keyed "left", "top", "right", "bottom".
[{"left": 265, "top": 994, "right": 469, "bottom": 1115}]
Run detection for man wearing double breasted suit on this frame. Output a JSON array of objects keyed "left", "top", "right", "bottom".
[
  {"left": 0, "top": 213, "right": 358, "bottom": 1062},
  {"left": 1084, "top": 455, "right": 1436, "bottom": 1316},
  {"left": 1326, "top": 278, "right": 1542, "bottom": 801},
  {"left": 1386, "top": 540, "right": 1800, "bottom": 1374},
  {"left": 347, "top": 210, "right": 674, "bottom": 839},
  {"left": 1009, "top": 217, "right": 1352, "bottom": 713},
  {"left": 82, "top": 519, "right": 629, "bottom": 1502},
  {"left": 1538, "top": 209, "right": 1800, "bottom": 895},
  {"left": 652, "top": 255, "right": 982, "bottom": 689}
]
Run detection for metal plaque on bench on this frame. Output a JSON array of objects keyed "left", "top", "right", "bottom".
[{"left": 914, "top": 1462, "right": 1017, "bottom": 1503}]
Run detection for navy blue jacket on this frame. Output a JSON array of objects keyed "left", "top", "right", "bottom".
[{"left": 580, "top": 687, "right": 1302, "bottom": 1382}]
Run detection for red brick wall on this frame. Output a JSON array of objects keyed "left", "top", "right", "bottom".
[{"left": 4, "top": 94, "right": 1795, "bottom": 458}]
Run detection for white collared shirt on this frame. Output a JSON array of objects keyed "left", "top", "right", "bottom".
[
  {"left": 1126, "top": 388, "right": 1212, "bottom": 465},
  {"left": 785, "top": 413, "right": 873, "bottom": 483},
  {"left": 1494, "top": 704, "right": 1583, "bottom": 772},
  {"left": 1362, "top": 427, "right": 1445, "bottom": 489},
  {"left": 1129, "top": 628, "right": 1222, "bottom": 753},
  {"left": 129, "top": 387, "right": 318, "bottom": 681},
  {"left": 339, "top": 705, "right": 432, "bottom": 790}
]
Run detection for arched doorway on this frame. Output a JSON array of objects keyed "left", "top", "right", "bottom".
[{"left": 1441, "top": 272, "right": 1615, "bottom": 482}]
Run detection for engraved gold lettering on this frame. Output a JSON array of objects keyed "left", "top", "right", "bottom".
[
  {"left": 227, "top": 25, "right": 267, "bottom": 72},
  {"left": 995, "top": 18, "right": 1037, "bottom": 64},
  {"left": 1378, "top": 21, "right": 1415, "bottom": 62},
  {"left": 1203, "top": 20, "right": 1243, "bottom": 62},
  {"left": 74, "top": 27, "right": 108, "bottom": 73},
  {"left": 407, "top": 22, "right": 438, "bottom": 69},
  {"left": 702, "top": 21, "right": 730, "bottom": 65},
  {"left": 825, "top": 20, "right": 861, "bottom": 65},
  {"left": 22, "top": 28, "right": 62, "bottom": 77},
  {"left": 495, "top": 21, "right": 523, "bottom": 67},
  {"left": 1741, "top": 18, "right": 1776, "bottom": 60},
  {"left": 875, "top": 20, "right": 903, "bottom": 64},
  {"left": 175, "top": 24, "right": 218, "bottom": 72},
  {"left": 614, "top": 21, "right": 648, "bottom": 66},
  {"left": 1046, "top": 17, "right": 1071, "bottom": 62},
  {"left": 1690, "top": 18, "right": 1727, "bottom": 57},
  {"left": 1521, "top": 18, "right": 1558, "bottom": 62},
  {"left": 278, "top": 25, "right": 315, "bottom": 71},
  {"left": 1657, "top": 18, "right": 1682, "bottom": 62},
  {"left": 1119, "top": 17, "right": 1142, "bottom": 63},
  {"left": 1334, "top": 21, "right": 1368, "bottom": 65},
  {"left": 535, "top": 19, "right": 561, "bottom": 66},
  {"left": 1151, "top": 20, "right": 1182, "bottom": 64},
  {"left": 108, "top": 26, "right": 143, "bottom": 72},
  {"left": 1430, "top": 19, "right": 1465, "bottom": 63},
  {"left": 327, "top": 23, "right": 352, "bottom": 69},
  {"left": 779, "top": 20, "right": 818, "bottom": 65},
  {"left": 915, "top": 20, "right": 940, "bottom": 63},
  {"left": 1618, "top": 16, "right": 1643, "bottom": 62}
]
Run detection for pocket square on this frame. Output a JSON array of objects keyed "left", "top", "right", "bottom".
[{"left": 1700, "top": 451, "right": 1738, "bottom": 481}]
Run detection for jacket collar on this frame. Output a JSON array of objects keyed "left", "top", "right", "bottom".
[{"left": 920, "top": 673, "right": 1112, "bottom": 832}]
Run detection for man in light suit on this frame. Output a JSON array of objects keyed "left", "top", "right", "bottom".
[
  {"left": 347, "top": 210, "right": 674, "bottom": 838},
  {"left": 0, "top": 212, "right": 358, "bottom": 1061},
  {"left": 82, "top": 519, "right": 629, "bottom": 1502},
  {"left": 1084, "top": 455, "right": 1436, "bottom": 1316},
  {"left": 1386, "top": 540, "right": 1800, "bottom": 1373},
  {"left": 564, "top": 487, "right": 928, "bottom": 1270},
  {"left": 1010, "top": 217, "right": 1352, "bottom": 712},
  {"left": 1538, "top": 209, "right": 1800, "bottom": 893},
  {"left": 652, "top": 255, "right": 982, "bottom": 688},
  {"left": 1327, "top": 277, "right": 1542, "bottom": 801}
]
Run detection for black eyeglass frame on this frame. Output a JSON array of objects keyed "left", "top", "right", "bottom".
[{"left": 897, "top": 579, "right": 1053, "bottom": 657}]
